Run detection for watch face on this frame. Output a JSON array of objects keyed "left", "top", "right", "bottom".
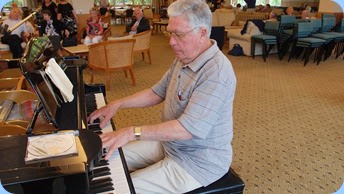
[{"left": 134, "top": 127, "right": 141, "bottom": 140}]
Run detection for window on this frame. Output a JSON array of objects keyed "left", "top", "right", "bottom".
[
  {"left": 4, "top": 0, "right": 24, "bottom": 7},
  {"left": 95, "top": 0, "right": 152, "bottom": 6},
  {"left": 234, "top": 0, "right": 281, "bottom": 7}
]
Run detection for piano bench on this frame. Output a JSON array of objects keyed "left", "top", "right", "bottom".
[{"left": 185, "top": 168, "right": 245, "bottom": 194}]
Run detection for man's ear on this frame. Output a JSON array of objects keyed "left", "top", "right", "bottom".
[{"left": 199, "top": 27, "right": 208, "bottom": 42}]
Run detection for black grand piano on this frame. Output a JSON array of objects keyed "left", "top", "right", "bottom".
[{"left": 0, "top": 37, "right": 135, "bottom": 193}]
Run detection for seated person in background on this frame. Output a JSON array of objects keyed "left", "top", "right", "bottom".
[
  {"left": 256, "top": 4, "right": 264, "bottom": 12},
  {"left": 263, "top": 4, "right": 272, "bottom": 13},
  {"left": 22, "top": 9, "right": 38, "bottom": 38},
  {"left": 99, "top": 0, "right": 109, "bottom": 16},
  {"left": 1, "top": 6, "right": 29, "bottom": 68},
  {"left": 40, "top": 10, "right": 64, "bottom": 56},
  {"left": 285, "top": 6, "right": 294, "bottom": 15},
  {"left": 233, "top": 3, "right": 241, "bottom": 12},
  {"left": 88, "top": 0, "right": 236, "bottom": 193},
  {"left": 267, "top": 11, "right": 278, "bottom": 21},
  {"left": 84, "top": 8, "right": 104, "bottom": 45},
  {"left": 221, "top": 0, "right": 232, "bottom": 8},
  {"left": 126, "top": 7, "right": 150, "bottom": 35},
  {"left": 301, "top": 9, "right": 310, "bottom": 19}
]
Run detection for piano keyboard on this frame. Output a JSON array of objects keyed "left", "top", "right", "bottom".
[{"left": 86, "top": 92, "right": 132, "bottom": 194}]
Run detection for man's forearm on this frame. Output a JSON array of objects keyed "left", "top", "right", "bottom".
[
  {"left": 133, "top": 120, "right": 193, "bottom": 141},
  {"left": 113, "top": 88, "right": 163, "bottom": 110}
]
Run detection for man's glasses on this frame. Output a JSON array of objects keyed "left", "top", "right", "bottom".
[{"left": 164, "top": 27, "right": 198, "bottom": 40}]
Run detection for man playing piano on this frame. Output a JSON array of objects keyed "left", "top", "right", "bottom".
[{"left": 88, "top": 0, "right": 237, "bottom": 193}]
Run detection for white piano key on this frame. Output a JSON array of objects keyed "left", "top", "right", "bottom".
[
  {"left": 94, "top": 93, "right": 113, "bottom": 134},
  {"left": 92, "top": 93, "right": 132, "bottom": 194}
]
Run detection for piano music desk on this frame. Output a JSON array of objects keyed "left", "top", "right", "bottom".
[{"left": 63, "top": 44, "right": 89, "bottom": 58}]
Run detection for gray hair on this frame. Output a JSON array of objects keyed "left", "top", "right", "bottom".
[{"left": 167, "top": 0, "right": 212, "bottom": 37}]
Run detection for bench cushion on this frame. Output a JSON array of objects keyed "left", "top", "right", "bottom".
[{"left": 185, "top": 168, "right": 245, "bottom": 194}]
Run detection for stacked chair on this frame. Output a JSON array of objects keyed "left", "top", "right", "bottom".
[
  {"left": 320, "top": 15, "right": 344, "bottom": 59},
  {"left": 335, "top": 19, "right": 344, "bottom": 58},
  {"left": 251, "top": 21, "right": 280, "bottom": 62},
  {"left": 279, "top": 15, "right": 297, "bottom": 59},
  {"left": 288, "top": 22, "right": 326, "bottom": 66},
  {"left": 310, "top": 17, "right": 337, "bottom": 61}
]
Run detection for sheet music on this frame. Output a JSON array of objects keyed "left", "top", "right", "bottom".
[{"left": 45, "top": 58, "right": 74, "bottom": 103}]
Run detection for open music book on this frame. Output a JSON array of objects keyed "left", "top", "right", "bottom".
[{"left": 25, "top": 130, "right": 78, "bottom": 164}]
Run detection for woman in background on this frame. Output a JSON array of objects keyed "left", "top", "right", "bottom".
[
  {"left": 42, "top": 0, "right": 57, "bottom": 20},
  {"left": 57, "top": 0, "right": 78, "bottom": 37},
  {"left": 84, "top": 8, "right": 104, "bottom": 45},
  {"left": 40, "top": 10, "right": 64, "bottom": 56},
  {"left": 99, "top": 0, "right": 109, "bottom": 16}
]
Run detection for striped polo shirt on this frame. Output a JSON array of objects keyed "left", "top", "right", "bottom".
[{"left": 152, "top": 40, "right": 237, "bottom": 186}]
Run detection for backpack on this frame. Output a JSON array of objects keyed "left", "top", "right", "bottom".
[{"left": 228, "top": 44, "right": 244, "bottom": 56}]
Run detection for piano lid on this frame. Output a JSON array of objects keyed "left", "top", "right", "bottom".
[{"left": 0, "top": 129, "right": 102, "bottom": 186}]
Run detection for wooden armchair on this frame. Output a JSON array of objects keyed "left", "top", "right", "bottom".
[
  {"left": 0, "top": 69, "right": 27, "bottom": 90},
  {"left": 88, "top": 39, "right": 136, "bottom": 90},
  {"left": 133, "top": 30, "right": 152, "bottom": 64}
]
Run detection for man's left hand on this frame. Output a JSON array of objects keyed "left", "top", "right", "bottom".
[{"left": 100, "top": 126, "right": 135, "bottom": 160}]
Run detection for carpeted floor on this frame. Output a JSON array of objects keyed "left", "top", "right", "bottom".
[{"left": 84, "top": 25, "right": 344, "bottom": 193}]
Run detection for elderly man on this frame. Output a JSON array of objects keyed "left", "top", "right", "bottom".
[
  {"left": 89, "top": 0, "right": 236, "bottom": 193},
  {"left": 125, "top": 7, "right": 150, "bottom": 34},
  {"left": 285, "top": 6, "right": 294, "bottom": 15},
  {"left": 1, "top": 6, "right": 29, "bottom": 68}
]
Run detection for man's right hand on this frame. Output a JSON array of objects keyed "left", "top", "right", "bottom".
[{"left": 87, "top": 102, "right": 120, "bottom": 128}]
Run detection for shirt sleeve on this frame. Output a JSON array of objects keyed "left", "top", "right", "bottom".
[{"left": 178, "top": 69, "right": 236, "bottom": 139}]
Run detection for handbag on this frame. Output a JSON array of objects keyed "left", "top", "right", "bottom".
[
  {"left": 228, "top": 44, "right": 244, "bottom": 56},
  {"left": 62, "top": 37, "right": 77, "bottom": 47}
]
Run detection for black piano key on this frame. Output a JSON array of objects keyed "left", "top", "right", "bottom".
[
  {"left": 93, "top": 118, "right": 101, "bottom": 124},
  {"left": 94, "top": 159, "right": 109, "bottom": 167},
  {"left": 90, "top": 177, "right": 113, "bottom": 187},
  {"left": 87, "top": 185, "right": 114, "bottom": 194},
  {"left": 93, "top": 167, "right": 111, "bottom": 177},
  {"left": 88, "top": 124, "right": 102, "bottom": 132}
]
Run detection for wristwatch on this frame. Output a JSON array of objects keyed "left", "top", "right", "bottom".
[{"left": 134, "top": 126, "right": 142, "bottom": 140}]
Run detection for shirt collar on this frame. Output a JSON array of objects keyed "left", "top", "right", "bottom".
[{"left": 182, "top": 39, "right": 219, "bottom": 72}]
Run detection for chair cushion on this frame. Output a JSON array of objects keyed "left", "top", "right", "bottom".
[
  {"left": 252, "top": 34, "right": 276, "bottom": 40},
  {"left": 298, "top": 37, "right": 326, "bottom": 43},
  {"left": 0, "top": 43, "right": 10, "bottom": 51},
  {"left": 217, "top": 12, "right": 235, "bottom": 29},
  {"left": 229, "top": 29, "right": 252, "bottom": 41},
  {"left": 312, "top": 33, "right": 336, "bottom": 40}
]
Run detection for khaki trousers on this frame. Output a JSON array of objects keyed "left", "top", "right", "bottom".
[{"left": 122, "top": 140, "right": 202, "bottom": 194}]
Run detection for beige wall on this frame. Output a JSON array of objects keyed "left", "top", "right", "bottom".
[
  {"left": 318, "top": 0, "right": 343, "bottom": 12},
  {"left": 281, "top": 0, "right": 319, "bottom": 7},
  {"left": 69, "top": 0, "right": 94, "bottom": 14}
]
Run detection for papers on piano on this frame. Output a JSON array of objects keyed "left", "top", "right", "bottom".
[
  {"left": 44, "top": 58, "right": 74, "bottom": 103},
  {"left": 25, "top": 130, "right": 78, "bottom": 164}
]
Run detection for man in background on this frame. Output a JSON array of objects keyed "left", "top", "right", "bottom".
[{"left": 126, "top": 7, "right": 150, "bottom": 34}]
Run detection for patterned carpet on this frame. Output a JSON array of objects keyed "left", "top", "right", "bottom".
[{"left": 84, "top": 25, "right": 344, "bottom": 193}]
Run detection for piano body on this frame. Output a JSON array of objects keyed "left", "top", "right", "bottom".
[{"left": 0, "top": 37, "right": 135, "bottom": 193}]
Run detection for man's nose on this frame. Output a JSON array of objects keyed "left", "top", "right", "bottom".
[{"left": 169, "top": 36, "right": 177, "bottom": 46}]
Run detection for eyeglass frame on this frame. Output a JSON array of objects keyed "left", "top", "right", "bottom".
[{"left": 164, "top": 27, "right": 199, "bottom": 40}]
